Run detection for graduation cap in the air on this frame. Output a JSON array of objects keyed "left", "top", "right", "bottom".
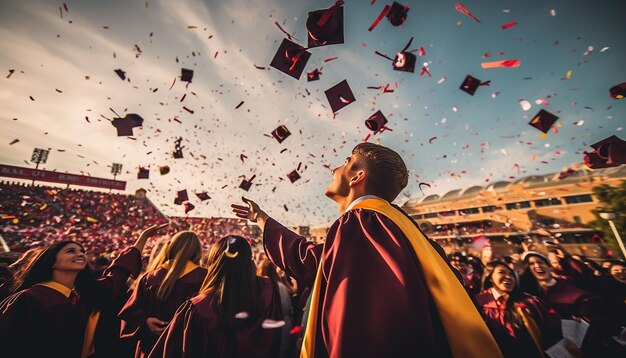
[
  {"left": 196, "top": 192, "right": 211, "bottom": 201},
  {"left": 375, "top": 37, "right": 416, "bottom": 73},
  {"left": 287, "top": 170, "right": 301, "bottom": 183},
  {"left": 111, "top": 113, "right": 143, "bottom": 136},
  {"left": 459, "top": 75, "right": 490, "bottom": 96},
  {"left": 271, "top": 125, "right": 291, "bottom": 143},
  {"left": 528, "top": 109, "right": 559, "bottom": 133},
  {"left": 137, "top": 167, "right": 149, "bottom": 179},
  {"left": 270, "top": 39, "right": 311, "bottom": 80},
  {"left": 181, "top": 68, "right": 194, "bottom": 82},
  {"left": 306, "top": 1, "right": 344, "bottom": 48},
  {"left": 114, "top": 69, "right": 126, "bottom": 80},
  {"left": 583, "top": 135, "right": 626, "bottom": 169},
  {"left": 239, "top": 174, "right": 256, "bottom": 191},
  {"left": 159, "top": 166, "right": 170, "bottom": 175},
  {"left": 174, "top": 189, "right": 189, "bottom": 205},
  {"left": 324, "top": 80, "right": 356, "bottom": 113},
  {"left": 173, "top": 137, "right": 184, "bottom": 159},
  {"left": 365, "top": 110, "right": 389, "bottom": 132},
  {"left": 368, "top": 2, "right": 409, "bottom": 31},
  {"left": 307, "top": 68, "right": 322, "bottom": 82},
  {"left": 610, "top": 82, "right": 626, "bottom": 99},
  {"left": 184, "top": 202, "right": 195, "bottom": 214}
]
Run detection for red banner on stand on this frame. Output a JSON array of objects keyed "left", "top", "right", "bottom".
[{"left": 0, "top": 164, "right": 126, "bottom": 190}]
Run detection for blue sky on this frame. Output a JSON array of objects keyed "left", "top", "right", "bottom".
[{"left": 1, "top": 0, "right": 624, "bottom": 226}]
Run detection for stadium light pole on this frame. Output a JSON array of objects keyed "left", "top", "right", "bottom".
[
  {"left": 30, "top": 148, "right": 50, "bottom": 185},
  {"left": 110, "top": 163, "right": 123, "bottom": 193},
  {"left": 600, "top": 212, "right": 626, "bottom": 259}
]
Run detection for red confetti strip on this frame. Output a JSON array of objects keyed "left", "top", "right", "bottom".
[
  {"left": 323, "top": 56, "right": 338, "bottom": 62},
  {"left": 420, "top": 66, "right": 431, "bottom": 77},
  {"left": 59, "top": 7, "right": 63, "bottom": 18},
  {"left": 500, "top": 22, "right": 517, "bottom": 29},
  {"left": 339, "top": 96, "right": 350, "bottom": 104},
  {"left": 513, "top": 164, "right": 520, "bottom": 173},
  {"left": 418, "top": 47, "right": 425, "bottom": 56},
  {"left": 63, "top": 3, "right": 68, "bottom": 12},
  {"left": 180, "top": 94, "right": 187, "bottom": 102},
  {"left": 280, "top": 148, "right": 288, "bottom": 153},
  {"left": 168, "top": 77, "right": 176, "bottom": 90},
  {"left": 550, "top": 125, "right": 559, "bottom": 134},
  {"left": 102, "top": 26, "right": 109, "bottom": 29},
  {"left": 173, "top": 118, "right": 182, "bottom": 124},
  {"left": 254, "top": 64, "right": 266, "bottom": 70},
  {"left": 368, "top": 4, "right": 391, "bottom": 32},
  {"left": 240, "top": 154, "right": 247, "bottom": 162},
  {"left": 183, "top": 106, "right": 194, "bottom": 114},
  {"left": 418, "top": 182, "right": 431, "bottom": 195},
  {"left": 214, "top": 51, "right": 218, "bottom": 58},
  {"left": 235, "top": 101, "right": 244, "bottom": 109},
  {"left": 481, "top": 59, "right": 521, "bottom": 69},
  {"left": 455, "top": 2, "right": 481, "bottom": 23},
  {"left": 428, "top": 136, "right": 437, "bottom": 144}
]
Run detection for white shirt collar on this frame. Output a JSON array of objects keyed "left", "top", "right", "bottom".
[
  {"left": 490, "top": 287, "right": 505, "bottom": 302},
  {"left": 344, "top": 195, "right": 382, "bottom": 213}
]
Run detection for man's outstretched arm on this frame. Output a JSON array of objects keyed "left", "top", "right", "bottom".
[{"left": 232, "top": 197, "right": 321, "bottom": 286}]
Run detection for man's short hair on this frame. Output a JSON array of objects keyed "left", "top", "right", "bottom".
[{"left": 352, "top": 142, "right": 408, "bottom": 202}]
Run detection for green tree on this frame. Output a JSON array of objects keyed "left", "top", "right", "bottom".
[{"left": 588, "top": 181, "right": 626, "bottom": 259}]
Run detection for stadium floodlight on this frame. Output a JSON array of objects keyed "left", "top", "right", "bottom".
[
  {"left": 31, "top": 148, "right": 50, "bottom": 168},
  {"left": 111, "top": 163, "right": 123, "bottom": 177}
]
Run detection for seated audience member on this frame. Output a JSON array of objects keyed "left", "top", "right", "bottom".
[
  {"left": 0, "top": 224, "right": 166, "bottom": 357},
  {"left": 120, "top": 231, "right": 207, "bottom": 358},
  {"left": 477, "top": 261, "right": 562, "bottom": 357},
  {"left": 148, "top": 235, "right": 282, "bottom": 358}
]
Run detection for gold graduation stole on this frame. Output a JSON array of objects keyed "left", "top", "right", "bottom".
[
  {"left": 516, "top": 305, "right": 546, "bottom": 358},
  {"left": 301, "top": 198, "right": 503, "bottom": 358}
]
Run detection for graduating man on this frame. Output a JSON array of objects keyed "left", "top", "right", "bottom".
[{"left": 232, "top": 142, "right": 502, "bottom": 357}]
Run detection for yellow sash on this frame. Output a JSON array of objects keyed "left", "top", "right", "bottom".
[
  {"left": 301, "top": 198, "right": 502, "bottom": 358},
  {"left": 160, "top": 260, "right": 200, "bottom": 278}
]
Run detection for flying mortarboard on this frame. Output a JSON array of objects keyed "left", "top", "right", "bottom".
[
  {"left": 365, "top": 110, "right": 388, "bottom": 132},
  {"left": 374, "top": 37, "right": 416, "bottom": 73},
  {"left": 324, "top": 79, "right": 356, "bottom": 113},
  {"left": 239, "top": 174, "right": 256, "bottom": 191},
  {"left": 306, "top": 1, "right": 344, "bottom": 48},
  {"left": 174, "top": 189, "right": 189, "bottom": 205},
  {"left": 583, "top": 135, "right": 626, "bottom": 169},
  {"left": 114, "top": 69, "right": 126, "bottom": 80},
  {"left": 196, "top": 192, "right": 211, "bottom": 201},
  {"left": 181, "top": 68, "right": 194, "bottom": 82},
  {"left": 609, "top": 82, "right": 626, "bottom": 99},
  {"left": 307, "top": 68, "right": 322, "bottom": 82},
  {"left": 269, "top": 39, "right": 311, "bottom": 80},
  {"left": 111, "top": 113, "right": 143, "bottom": 136},
  {"left": 184, "top": 202, "right": 195, "bottom": 214},
  {"left": 459, "top": 74, "right": 490, "bottom": 96},
  {"left": 173, "top": 137, "right": 184, "bottom": 159},
  {"left": 368, "top": 2, "right": 409, "bottom": 31},
  {"left": 159, "top": 166, "right": 170, "bottom": 175},
  {"left": 137, "top": 167, "right": 149, "bottom": 179},
  {"left": 287, "top": 170, "right": 301, "bottom": 183},
  {"left": 528, "top": 109, "right": 559, "bottom": 133},
  {"left": 271, "top": 125, "right": 291, "bottom": 143}
]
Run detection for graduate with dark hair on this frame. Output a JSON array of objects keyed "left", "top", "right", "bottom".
[
  {"left": 120, "top": 231, "right": 207, "bottom": 358},
  {"left": 0, "top": 223, "right": 167, "bottom": 358},
  {"left": 520, "top": 251, "right": 618, "bottom": 355},
  {"left": 232, "top": 142, "right": 502, "bottom": 357},
  {"left": 148, "top": 235, "right": 282, "bottom": 358},
  {"left": 477, "top": 261, "right": 562, "bottom": 357}
]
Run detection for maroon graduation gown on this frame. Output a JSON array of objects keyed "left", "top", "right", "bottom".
[
  {"left": 119, "top": 266, "right": 208, "bottom": 358},
  {"left": 535, "top": 279, "right": 616, "bottom": 352},
  {"left": 263, "top": 209, "right": 457, "bottom": 357},
  {"left": 475, "top": 289, "right": 562, "bottom": 357},
  {"left": 147, "top": 277, "right": 281, "bottom": 358},
  {"left": 0, "top": 247, "right": 141, "bottom": 358}
]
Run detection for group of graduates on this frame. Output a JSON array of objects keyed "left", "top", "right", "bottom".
[
  {"left": 451, "top": 244, "right": 626, "bottom": 357},
  {"left": 0, "top": 142, "right": 624, "bottom": 357}
]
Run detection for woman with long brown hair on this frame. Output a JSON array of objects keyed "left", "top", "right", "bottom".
[
  {"left": 477, "top": 260, "right": 562, "bottom": 357},
  {"left": 119, "top": 231, "right": 207, "bottom": 358},
  {"left": 148, "top": 235, "right": 282, "bottom": 358},
  {"left": 0, "top": 223, "right": 165, "bottom": 357}
]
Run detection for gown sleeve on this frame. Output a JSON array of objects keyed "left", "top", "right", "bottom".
[
  {"left": 147, "top": 300, "right": 209, "bottom": 358},
  {"left": 263, "top": 218, "right": 323, "bottom": 288}
]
